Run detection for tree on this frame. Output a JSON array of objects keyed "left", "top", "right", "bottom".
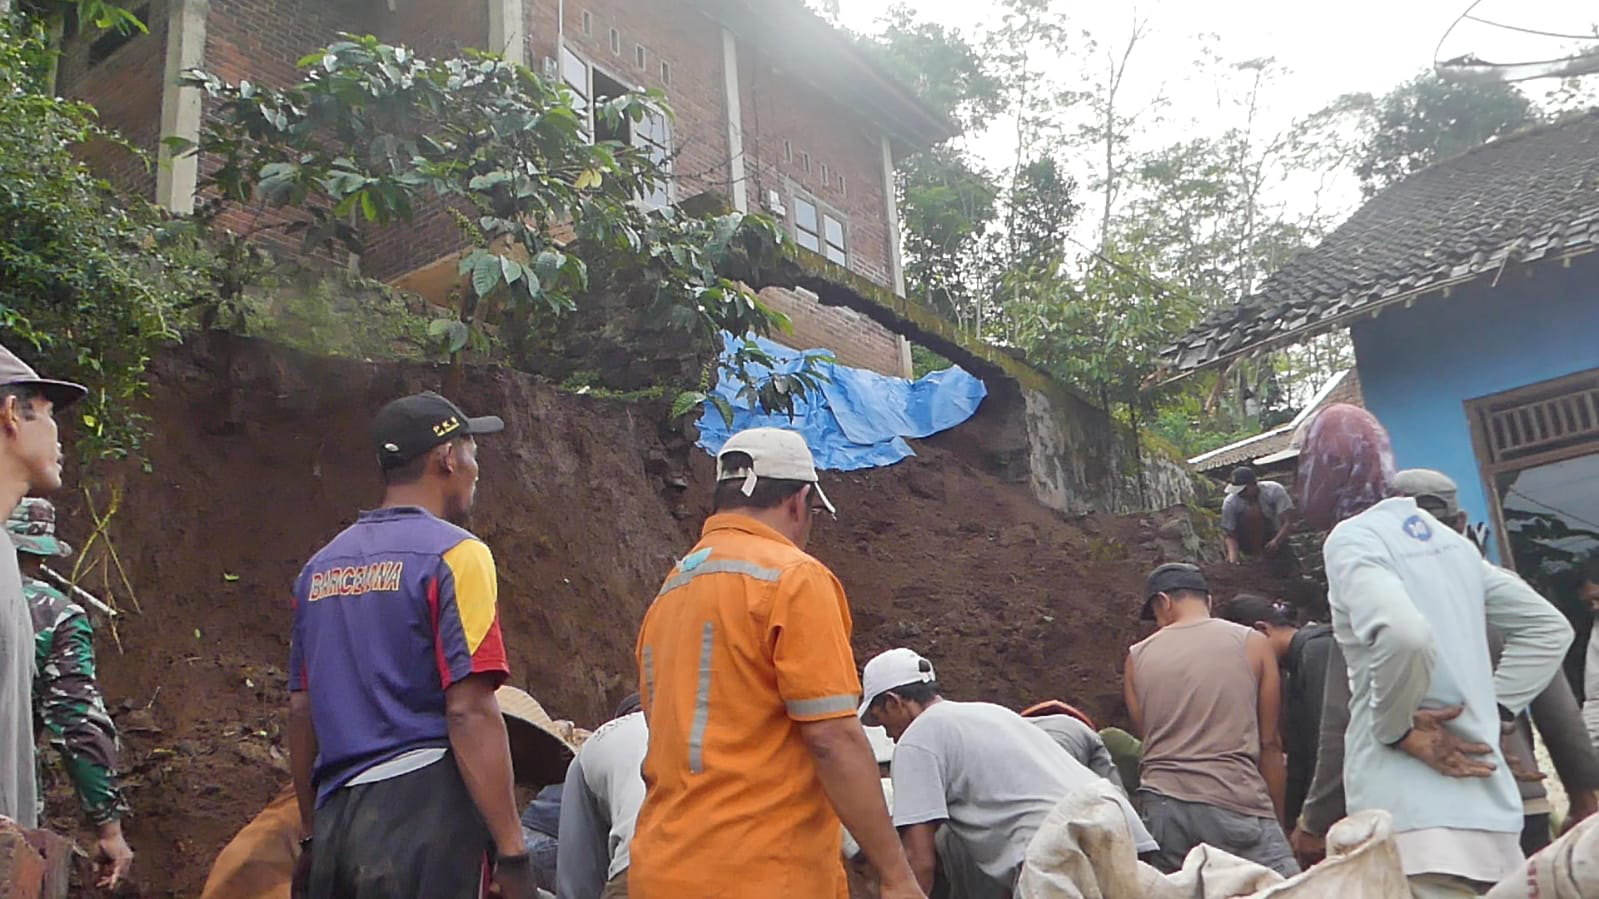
[
  {"left": 898, "top": 146, "right": 999, "bottom": 330},
  {"left": 868, "top": 4, "right": 1007, "bottom": 133},
  {"left": 0, "top": 14, "right": 207, "bottom": 462},
  {"left": 177, "top": 35, "right": 823, "bottom": 421},
  {"left": 1352, "top": 70, "right": 1539, "bottom": 196}
]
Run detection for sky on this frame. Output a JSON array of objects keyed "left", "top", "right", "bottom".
[{"left": 829, "top": 0, "right": 1599, "bottom": 224}]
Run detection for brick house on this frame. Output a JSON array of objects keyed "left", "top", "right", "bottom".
[{"left": 53, "top": 0, "right": 954, "bottom": 376}]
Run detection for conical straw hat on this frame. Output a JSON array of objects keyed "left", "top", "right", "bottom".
[{"left": 496, "top": 685, "right": 578, "bottom": 789}]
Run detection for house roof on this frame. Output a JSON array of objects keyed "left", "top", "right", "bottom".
[
  {"left": 1188, "top": 368, "right": 1363, "bottom": 473},
  {"left": 1160, "top": 110, "right": 1599, "bottom": 377},
  {"left": 690, "top": 0, "right": 958, "bottom": 155}
]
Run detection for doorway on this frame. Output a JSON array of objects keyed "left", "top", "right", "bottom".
[{"left": 1468, "top": 367, "right": 1599, "bottom": 696}]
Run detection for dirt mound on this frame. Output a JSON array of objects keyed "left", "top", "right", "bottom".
[{"left": 43, "top": 335, "right": 1314, "bottom": 896}]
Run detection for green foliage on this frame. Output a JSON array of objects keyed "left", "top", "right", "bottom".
[
  {"left": 910, "top": 344, "right": 954, "bottom": 379},
  {"left": 0, "top": 15, "right": 207, "bottom": 462},
  {"left": 175, "top": 34, "right": 807, "bottom": 416},
  {"left": 866, "top": 5, "right": 1006, "bottom": 132},
  {"left": 671, "top": 340, "right": 833, "bottom": 428},
  {"left": 1313, "top": 71, "right": 1542, "bottom": 197},
  {"left": 898, "top": 146, "right": 999, "bottom": 325}
]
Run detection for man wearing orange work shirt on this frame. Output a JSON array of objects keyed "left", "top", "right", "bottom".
[{"left": 631, "top": 428, "right": 923, "bottom": 899}]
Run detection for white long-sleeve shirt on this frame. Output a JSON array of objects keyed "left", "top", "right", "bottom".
[
  {"left": 1324, "top": 497, "right": 1572, "bottom": 882},
  {"left": 1584, "top": 622, "right": 1599, "bottom": 749}
]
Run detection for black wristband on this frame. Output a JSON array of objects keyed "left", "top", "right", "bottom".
[
  {"left": 1384, "top": 727, "right": 1412, "bottom": 749},
  {"left": 495, "top": 851, "right": 531, "bottom": 869},
  {"left": 299, "top": 835, "right": 313, "bottom": 851}
]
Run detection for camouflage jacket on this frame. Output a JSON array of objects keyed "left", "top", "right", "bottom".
[{"left": 24, "top": 576, "right": 128, "bottom": 825}]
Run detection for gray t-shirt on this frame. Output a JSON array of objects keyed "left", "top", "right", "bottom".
[
  {"left": 891, "top": 701, "right": 1155, "bottom": 888},
  {"left": 0, "top": 547, "right": 37, "bottom": 827},
  {"left": 1028, "top": 715, "right": 1127, "bottom": 796},
  {"left": 1220, "top": 481, "right": 1293, "bottom": 534}
]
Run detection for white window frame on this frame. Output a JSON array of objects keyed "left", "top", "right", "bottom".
[
  {"left": 562, "top": 44, "right": 673, "bottom": 209},
  {"left": 792, "top": 191, "right": 847, "bottom": 265}
]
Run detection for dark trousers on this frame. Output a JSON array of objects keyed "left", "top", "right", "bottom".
[
  {"left": 309, "top": 754, "right": 492, "bottom": 899},
  {"left": 1521, "top": 813, "right": 1552, "bottom": 857}
]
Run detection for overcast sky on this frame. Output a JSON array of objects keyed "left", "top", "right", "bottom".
[{"left": 831, "top": 0, "right": 1598, "bottom": 222}]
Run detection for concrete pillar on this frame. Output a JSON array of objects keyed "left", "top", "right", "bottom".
[
  {"left": 880, "top": 134, "right": 906, "bottom": 296},
  {"left": 156, "top": 0, "right": 208, "bottom": 213},
  {"left": 721, "top": 27, "right": 748, "bottom": 213},
  {"left": 881, "top": 134, "right": 914, "bottom": 377},
  {"left": 488, "top": 0, "right": 525, "bottom": 66}
]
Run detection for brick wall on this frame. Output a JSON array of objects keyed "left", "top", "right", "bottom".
[
  {"left": 356, "top": 0, "right": 490, "bottom": 280},
  {"left": 202, "top": 0, "right": 361, "bottom": 246},
  {"left": 760, "top": 287, "right": 908, "bottom": 377},
  {"left": 55, "top": 0, "right": 913, "bottom": 378},
  {"left": 57, "top": 0, "right": 170, "bottom": 200},
  {"left": 738, "top": 49, "right": 894, "bottom": 290},
  {"left": 529, "top": 0, "right": 732, "bottom": 201}
]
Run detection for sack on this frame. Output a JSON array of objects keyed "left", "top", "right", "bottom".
[
  {"left": 1485, "top": 813, "right": 1599, "bottom": 899},
  {"left": 1018, "top": 781, "right": 1408, "bottom": 899}
]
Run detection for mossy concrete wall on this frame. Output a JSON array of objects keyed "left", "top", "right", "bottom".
[{"left": 761, "top": 246, "right": 1195, "bottom": 515}]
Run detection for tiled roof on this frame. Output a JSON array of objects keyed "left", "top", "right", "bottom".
[
  {"left": 1161, "top": 110, "right": 1599, "bottom": 375},
  {"left": 1189, "top": 369, "right": 1363, "bottom": 473}
]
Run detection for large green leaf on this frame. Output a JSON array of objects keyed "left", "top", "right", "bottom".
[{"left": 471, "top": 254, "right": 503, "bottom": 298}]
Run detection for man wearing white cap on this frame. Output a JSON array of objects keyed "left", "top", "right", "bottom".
[
  {"left": 860, "top": 648, "right": 1156, "bottom": 895},
  {"left": 0, "top": 343, "right": 86, "bottom": 830},
  {"left": 632, "top": 428, "right": 921, "bottom": 899}
]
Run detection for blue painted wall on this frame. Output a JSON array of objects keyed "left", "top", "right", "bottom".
[{"left": 1350, "top": 256, "right": 1599, "bottom": 563}]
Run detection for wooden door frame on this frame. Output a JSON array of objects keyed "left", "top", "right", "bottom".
[{"left": 1465, "top": 367, "right": 1599, "bottom": 570}]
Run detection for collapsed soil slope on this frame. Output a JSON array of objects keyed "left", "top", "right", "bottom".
[{"left": 45, "top": 336, "right": 1312, "bottom": 896}]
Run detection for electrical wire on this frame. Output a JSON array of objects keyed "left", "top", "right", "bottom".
[
  {"left": 1435, "top": 0, "right": 1488, "bottom": 70},
  {"left": 1504, "top": 484, "right": 1599, "bottom": 535},
  {"left": 1463, "top": 14, "right": 1599, "bottom": 42}
]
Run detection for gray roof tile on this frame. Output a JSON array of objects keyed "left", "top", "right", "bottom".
[{"left": 1161, "top": 111, "right": 1599, "bottom": 373}]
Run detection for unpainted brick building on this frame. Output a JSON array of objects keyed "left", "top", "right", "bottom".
[{"left": 55, "top": 0, "right": 954, "bottom": 376}]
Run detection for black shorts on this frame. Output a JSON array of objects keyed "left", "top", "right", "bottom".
[{"left": 309, "top": 753, "right": 492, "bottom": 899}]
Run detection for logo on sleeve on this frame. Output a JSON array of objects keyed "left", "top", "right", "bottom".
[
  {"left": 1402, "top": 515, "right": 1433, "bottom": 542},
  {"left": 677, "top": 547, "right": 712, "bottom": 572}
]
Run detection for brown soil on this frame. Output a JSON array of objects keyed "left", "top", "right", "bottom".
[{"left": 43, "top": 335, "right": 1315, "bottom": 896}]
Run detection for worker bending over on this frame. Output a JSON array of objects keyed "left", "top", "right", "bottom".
[{"left": 861, "top": 648, "right": 1155, "bottom": 896}]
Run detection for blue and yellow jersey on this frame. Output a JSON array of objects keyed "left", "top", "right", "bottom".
[{"left": 289, "top": 506, "right": 508, "bottom": 805}]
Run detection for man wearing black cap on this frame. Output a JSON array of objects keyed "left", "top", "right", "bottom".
[
  {"left": 288, "top": 392, "right": 537, "bottom": 899},
  {"left": 0, "top": 343, "right": 87, "bottom": 830},
  {"left": 1221, "top": 466, "right": 1294, "bottom": 565},
  {"left": 1123, "top": 563, "right": 1297, "bottom": 876}
]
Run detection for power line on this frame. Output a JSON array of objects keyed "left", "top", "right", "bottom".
[
  {"left": 1504, "top": 485, "right": 1599, "bottom": 535},
  {"left": 1463, "top": 14, "right": 1599, "bottom": 42}
]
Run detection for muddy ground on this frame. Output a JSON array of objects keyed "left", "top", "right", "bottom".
[{"left": 41, "top": 336, "right": 1316, "bottom": 896}]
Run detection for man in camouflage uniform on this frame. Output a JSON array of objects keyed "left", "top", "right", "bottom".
[{"left": 8, "top": 498, "right": 133, "bottom": 889}]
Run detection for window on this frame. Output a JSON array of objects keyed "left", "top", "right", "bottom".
[
  {"left": 819, "top": 162, "right": 829, "bottom": 185},
  {"left": 792, "top": 195, "right": 847, "bottom": 264},
  {"left": 565, "top": 49, "right": 672, "bottom": 208},
  {"left": 88, "top": 4, "right": 149, "bottom": 66},
  {"left": 561, "top": 45, "right": 591, "bottom": 132},
  {"left": 799, "top": 151, "right": 811, "bottom": 174},
  {"left": 635, "top": 44, "right": 647, "bottom": 69},
  {"left": 837, "top": 174, "right": 846, "bottom": 196},
  {"left": 660, "top": 60, "right": 672, "bottom": 85},
  {"left": 633, "top": 110, "right": 672, "bottom": 208},
  {"left": 793, "top": 196, "right": 820, "bottom": 253},
  {"left": 610, "top": 27, "right": 621, "bottom": 55},
  {"left": 581, "top": 9, "right": 592, "bottom": 35},
  {"left": 783, "top": 140, "right": 793, "bottom": 164},
  {"left": 822, "top": 213, "right": 847, "bottom": 264}
]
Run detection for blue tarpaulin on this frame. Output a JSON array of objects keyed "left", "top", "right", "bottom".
[{"left": 695, "top": 334, "right": 988, "bottom": 471}]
